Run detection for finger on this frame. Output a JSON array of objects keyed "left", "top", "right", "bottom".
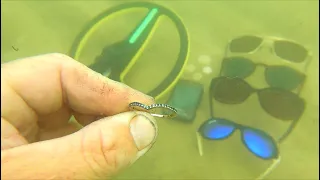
[
  {"left": 1, "top": 118, "right": 29, "bottom": 150},
  {"left": 73, "top": 112, "right": 100, "bottom": 127},
  {"left": 1, "top": 116, "right": 81, "bottom": 149},
  {"left": 1, "top": 53, "right": 155, "bottom": 132},
  {"left": 38, "top": 123, "right": 81, "bottom": 141},
  {"left": 1, "top": 111, "right": 157, "bottom": 180},
  {"left": 1, "top": 81, "right": 39, "bottom": 141}
]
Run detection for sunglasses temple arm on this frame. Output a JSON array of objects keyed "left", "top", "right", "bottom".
[
  {"left": 255, "top": 157, "right": 281, "bottom": 180},
  {"left": 278, "top": 119, "right": 299, "bottom": 143},
  {"left": 196, "top": 132, "right": 204, "bottom": 156},
  {"left": 208, "top": 80, "right": 215, "bottom": 117}
]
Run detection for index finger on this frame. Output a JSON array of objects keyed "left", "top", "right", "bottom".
[{"left": 1, "top": 53, "right": 155, "bottom": 120}]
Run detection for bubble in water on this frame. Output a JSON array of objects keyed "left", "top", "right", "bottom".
[{"left": 202, "top": 66, "right": 213, "bottom": 75}]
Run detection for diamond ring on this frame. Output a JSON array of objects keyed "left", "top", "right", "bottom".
[{"left": 129, "top": 102, "right": 177, "bottom": 118}]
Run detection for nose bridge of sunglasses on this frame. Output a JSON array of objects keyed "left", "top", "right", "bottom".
[
  {"left": 244, "top": 38, "right": 273, "bottom": 58},
  {"left": 243, "top": 66, "right": 269, "bottom": 89}
]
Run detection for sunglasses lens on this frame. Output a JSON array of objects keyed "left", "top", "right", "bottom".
[
  {"left": 243, "top": 129, "right": 277, "bottom": 159},
  {"left": 201, "top": 119, "right": 235, "bottom": 139},
  {"left": 274, "top": 40, "right": 308, "bottom": 62},
  {"left": 222, "top": 57, "right": 255, "bottom": 78},
  {"left": 213, "top": 77, "right": 252, "bottom": 104},
  {"left": 229, "top": 36, "right": 263, "bottom": 53},
  {"left": 265, "top": 66, "right": 305, "bottom": 90},
  {"left": 259, "top": 89, "right": 305, "bottom": 120}
]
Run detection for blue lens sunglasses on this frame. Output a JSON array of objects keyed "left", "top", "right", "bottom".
[{"left": 196, "top": 78, "right": 281, "bottom": 179}]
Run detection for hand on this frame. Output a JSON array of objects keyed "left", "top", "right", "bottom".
[{"left": 1, "top": 53, "right": 157, "bottom": 180}]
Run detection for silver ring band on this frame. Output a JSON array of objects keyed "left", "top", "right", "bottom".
[
  {"left": 129, "top": 102, "right": 177, "bottom": 118},
  {"left": 128, "top": 102, "right": 150, "bottom": 112}
]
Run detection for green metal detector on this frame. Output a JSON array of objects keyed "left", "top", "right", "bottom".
[{"left": 69, "top": 2, "right": 190, "bottom": 100}]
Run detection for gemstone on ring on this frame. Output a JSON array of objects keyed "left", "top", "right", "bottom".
[{"left": 128, "top": 102, "right": 149, "bottom": 113}]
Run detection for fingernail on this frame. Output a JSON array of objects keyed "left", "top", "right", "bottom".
[{"left": 130, "top": 114, "right": 157, "bottom": 151}]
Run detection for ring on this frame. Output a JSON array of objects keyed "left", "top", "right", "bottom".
[
  {"left": 129, "top": 102, "right": 177, "bottom": 118},
  {"left": 128, "top": 102, "right": 150, "bottom": 112}
]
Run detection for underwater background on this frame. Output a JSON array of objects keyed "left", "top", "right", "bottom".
[{"left": 1, "top": 1, "right": 318, "bottom": 179}]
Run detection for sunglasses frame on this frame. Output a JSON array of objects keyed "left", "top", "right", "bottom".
[
  {"left": 197, "top": 118, "right": 279, "bottom": 160},
  {"left": 209, "top": 76, "right": 305, "bottom": 143},
  {"left": 219, "top": 56, "right": 307, "bottom": 93},
  {"left": 211, "top": 76, "right": 306, "bottom": 121},
  {"left": 225, "top": 35, "right": 312, "bottom": 70}
]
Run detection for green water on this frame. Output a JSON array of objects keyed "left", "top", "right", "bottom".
[{"left": 1, "top": 1, "right": 319, "bottom": 179}]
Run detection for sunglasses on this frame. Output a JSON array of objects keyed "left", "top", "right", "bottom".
[
  {"left": 211, "top": 76, "right": 305, "bottom": 121},
  {"left": 196, "top": 120, "right": 281, "bottom": 179},
  {"left": 197, "top": 118, "right": 279, "bottom": 159},
  {"left": 226, "top": 35, "right": 311, "bottom": 63},
  {"left": 220, "top": 56, "right": 306, "bottom": 91},
  {"left": 196, "top": 118, "right": 281, "bottom": 179}
]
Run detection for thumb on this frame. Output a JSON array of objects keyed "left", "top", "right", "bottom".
[{"left": 1, "top": 111, "right": 157, "bottom": 180}]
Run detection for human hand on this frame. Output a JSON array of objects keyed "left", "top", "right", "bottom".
[{"left": 1, "top": 53, "right": 157, "bottom": 180}]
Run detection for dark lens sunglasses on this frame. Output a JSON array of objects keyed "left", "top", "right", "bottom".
[
  {"left": 211, "top": 76, "right": 305, "bottom": 122},
  {"left": 227, "top": 35, "right": 311, "bottom": 63},
  {"left": 220, "top": 56, "right": 306, "bottom": 91}
]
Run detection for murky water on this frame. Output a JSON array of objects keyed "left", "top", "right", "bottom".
[{"left": 1, "top": 1, "right": 319, "bottom": 179}]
